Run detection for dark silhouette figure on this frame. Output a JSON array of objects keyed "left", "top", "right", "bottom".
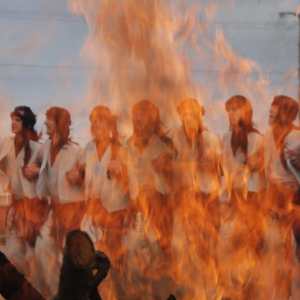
[
  {"left": 0, "top": 251, "right": 45, "bottom": 300},
  {"left": 55, "top": 230, "right": 110, "bottom": 300}
]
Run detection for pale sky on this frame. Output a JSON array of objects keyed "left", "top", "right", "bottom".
[{"left": 0, "top": 0, "right": 299, "bottom": 141}]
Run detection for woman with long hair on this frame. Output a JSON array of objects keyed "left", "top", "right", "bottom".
[
  {"left": 127, "top": 100, "right": 176, "bottom": 247},
  {"left": 170, "top": 98, "right": 222, "bottom": 299},
  {"left": 219, "top": 96, "right": 266, "bottom": 299},
  {"left": 121, "top": 99, "right": 177, "bottom": 299},
  {"left": 265, "top": 95, "right": 300, "bottom": 211},
  {"left": 262, "top": 95, "right": 300, "bottom": 300},
  {"left": 36, "top": 107, "right": 84, "bottom": 249},
  {"left": 0, "top": 106, "right": 47, "bottom": 248},
  {"left": 223, "top": 95, "right": 265, "bottom": 205},
  {"left": 174, "top": 98, "right": 222, "bottom": 198},
  {"left": 173, "top": 98, "right": 222, "bottom": 234},
  {"left": 71, "top": 105, "right": 129, "bottom": 259}
]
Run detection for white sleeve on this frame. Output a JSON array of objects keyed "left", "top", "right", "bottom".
[
  {"left": 285, "top": 131, "right": 300, "bottom": 153},
  {"left": 248, "top": 133, "right": 264, "bottom": 157},
  {"left": 284, "top": 130, "right": 300, "bottom": 184}
]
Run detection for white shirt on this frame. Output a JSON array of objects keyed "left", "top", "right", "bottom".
[
  {"left": 172, "top": 127, "right": 222, "bottom": 195},
  {"left": 82, "top": 141, "right": 128, "bottom": 212},
  {"left": 222, "top": 131, "right": 265, "bottom": 194},
  {"left": 126, "top": 135, "right": 172, "bottom": 199},
  {"left": 265, "top": 128, "right": 300, "bottom": 187},
  {"left": 37, "top": 140, "right": 84, "bottom": 203},
  {"left": 0, "top": 137, "right": 42, "bottom": 199}
]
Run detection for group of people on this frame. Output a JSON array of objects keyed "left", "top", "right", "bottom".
[{"left": 0, "top": 94, "right": 299, "bottom": 299}]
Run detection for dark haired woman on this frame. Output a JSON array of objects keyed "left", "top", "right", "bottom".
[
  {"left": 36, "top": 107, "right": 84, "bottom": 249},
  {"left": 222, "top": 95, "right": 265, "bottom": 205},
  {"left": 219, "top": 96, "right": 266, "bottom": 299},
  {"left": 126, "top": 100, "right": 176, "bottom": 249},
  {"left": 265, "top": 95, "right": 300, "bottom": 210},
  {"left": 0, "top": 106, "right": 48, "bottom": 249},
  {"left": 262, "top": 95, "right": 300, "bottom": 299}
]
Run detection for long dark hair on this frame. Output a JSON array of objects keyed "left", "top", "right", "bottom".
[
  {"left": 270, "top": 95, "right": 299, "bottom": 169},
  {"left": 11, "top": 106, "right": 39, "bottom": 165},
  {"left": 46, "top": 107, "right": 71, "bottom": 147},
  {"left": 225, "top": 95, "right": 260, "bottom": 159}
]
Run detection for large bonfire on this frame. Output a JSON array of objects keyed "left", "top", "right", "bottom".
[{"left": 0, "top": 1, "right": 300, "bottom": 300}]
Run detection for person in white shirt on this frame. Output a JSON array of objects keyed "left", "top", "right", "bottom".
[
  {"left": 36, "top": 107, "right": 84, "bottom": 248},
  {"left": 69, "top": 105, "right": 129, "bottom": 259},
  {"left": 170, "top": 98, "right": 222, "bottom": 299},
  {"left": 122, "top": 99, "right": 177, "bottom": 299},
  {"left": 265, "top": 95, "right": 300, "bottom": 212},
  {"left": 264, "top": 95, "right": 300, "bottom": 299},
  {"left": 173, "top": 98, "right": 222, "bottom": 227},
  {"left": 126, "top": 100, "right": 176, "bottom": 250},
  {"left": 0, "top": 106, "right": 48, "bottom": 247},
  {"left": 218, "top": 96, "right": 267, "bottom": 299},
  {"left": 222, "top": 95, "right": 265, "bottom": 206}
]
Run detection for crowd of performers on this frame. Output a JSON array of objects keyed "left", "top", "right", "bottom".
[{"left": 0, "top": 95, "right": 300, "bottom": 299}]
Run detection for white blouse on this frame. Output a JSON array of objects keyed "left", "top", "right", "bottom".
[
  {"left": 172, "top": 127, "right": 222, "bottom": 195},
  {"left": 222, "top": 131, "right": 265, "bottom": 194},
  {"left": 265, "top": 128, "right": 300, "bottom": 187},
  {"left": 0, "top": 136, "right": 42, "bottom": 199},
  {"left": 37, "top": 140, "right": 84, "bottom": 203},
  {"left": 81, "top": 141, "right": 128, "bottom": 212},
  {"left": 125, "top": 135, "right": 172, "bottom": 200}
]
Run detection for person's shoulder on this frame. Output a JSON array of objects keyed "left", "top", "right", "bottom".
[
  {"left": 84, "top": 140, "right": 95, "bottom": 151},
  {"left": 64, "top": 141, "right": 82, "bottom": 154},
  {"left": 288, "top": 127, "right": 300, "bottom": 138},
  {"left": 0, "top": 136, "right": 14, "bottom": 152},
  {"left": 286, "top": 128, "right": 300, "bottom": 145},
  {"left": 248, "top": 130, "right": 264, "bottom": 144},
  {"left": 222, "top": 130, "right": 231, "bottom": 141},
  {"left": 1, "top": 136, "right": 13, "bottom": 145}
]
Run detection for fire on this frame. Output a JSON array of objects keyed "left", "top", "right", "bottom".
[{"left": 0, "top": 1, "right": 299, "bottom": 300}]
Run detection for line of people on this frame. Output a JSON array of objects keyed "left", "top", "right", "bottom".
[{"left": 0, "top": 95, "right": 299, "bottom": 299}]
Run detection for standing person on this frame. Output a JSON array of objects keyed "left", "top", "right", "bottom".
[
  {"left": 218, "top": 95, "right": 266, "bottom": 299},
  {"left": 126, "top": 99, "right": 176, "bottom": 250},
  {"left": 37, "top": 107, "right": 84, "bottom": 249},
  {"left": 0, "top": 106, "right": 47, "bottom": 248},
  {"left": 69, "top": 105, "right": 129, "bottom": 260},
  {"left": 222, "top": 95, "right": 265, "bottom": 205},
  {"left": 123, "top": 100, "right": 176, "bottom": 300},
  {"left": 263, "top": 95, "right": 300, "bottom": 300},
  {"left": 171, "top": 98, "right": 222, "bottom": 299},
  {"left": 265, "top": 95, "right": 300, "bottom": 212},
  {"left": 173, "top": 98, "right": 222, "bottom": 225}
]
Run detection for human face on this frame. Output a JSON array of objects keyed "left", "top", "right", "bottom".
[
  {"left": 133, "top": 108, "right": 156, "bottom": 140},
  {"left": 91, "top": 118, "right": 111, "bottom": 142},
  {"left": 45, "top": 117, "right": 56, "bottom": 138},
  {"left": 269, "top": 104, "right": 279, "bottom": 126},
  {"left": 227, "top": 107, "right": 244, "bottom": 129},
  {"left": 179, "top": 105, "right": 202, "bottom": 140},
  {"left": 11, "top": 115, "right": 23, "bottom": 135}
]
